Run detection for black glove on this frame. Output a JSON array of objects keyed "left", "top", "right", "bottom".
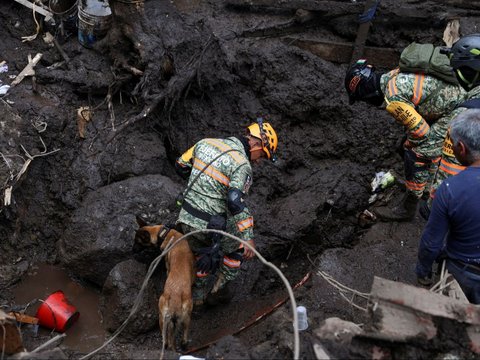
[{"left": 195, "top": 241, "right": 222, "bottom": 274}]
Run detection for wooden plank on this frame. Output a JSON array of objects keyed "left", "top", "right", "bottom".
[
  {"left": 8, "top": 312, "right": 39, "bottom": 325},
  {"left": 367, "top": 300, "right": 437, "bottom": 341},
  {"left": 370, "top": 276, "right": 480, "bottom": 325},
  {"left": 13, "top": 0, "right": 54, "bottom": 22},
  {"left": 350, "top": 0, "right": 377, "bottom": 64},
  {"left": 283, "top": 38, "right": 400, "bottom": 68},
  {"left": 226, "top": 0, "right": 362, "bottom": 14}
]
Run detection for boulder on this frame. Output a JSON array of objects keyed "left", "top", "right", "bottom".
[
  {"left": 58, "top": 174, "right": 181, "bottom": 285},
  {"left": 100, "top": 259, "right": 159, "bottom": 336}
]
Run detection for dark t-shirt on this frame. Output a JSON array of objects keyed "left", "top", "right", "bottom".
[{"left": 416, "top": 166, "right": 480, "bottom": 277}]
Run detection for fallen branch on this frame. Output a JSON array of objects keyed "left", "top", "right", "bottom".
[
  {"left": 16, "top": 139, "right": 60, "bottom": 182},
  {"left": 107, "top": 37, "right": 214, "bottom": 143},
  {"left": 11, "top": 53, "right": 43, "bottom": 87},
  {"left": 52, "top": 37, "right": 71, "bottom": 69},
  {"left": 29, "top": 334, "right": 66, "bottom": 354}
]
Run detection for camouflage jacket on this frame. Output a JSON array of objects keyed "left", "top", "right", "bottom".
[
  {"left": 380, "top": 69, "right": 466, "bottom": 146},
  {"left": 176, "top": 137, "right": 254, "bottom": 241},
  {"left": 440, "top": 85, "right": 480, "bottom": 159}
]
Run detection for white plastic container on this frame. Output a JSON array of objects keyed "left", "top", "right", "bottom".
[{"left": 296, "top": 305, "right": 309, "bottom": 331}]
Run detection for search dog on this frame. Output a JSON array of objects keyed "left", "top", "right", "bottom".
[{"left": 135, "top": 218, "right": 195, "bottom": 350}]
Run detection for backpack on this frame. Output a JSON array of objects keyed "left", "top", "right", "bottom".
[{"left": 399, "top": 42, "right": 458, "bottom": 84}]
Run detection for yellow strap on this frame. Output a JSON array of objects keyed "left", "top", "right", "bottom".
[{"left": 386, "top": 101, "right": 423, "bottom": 130}]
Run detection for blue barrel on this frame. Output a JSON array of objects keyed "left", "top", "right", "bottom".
[{"left": 78, "top": 0, "right": 112, "bottom": 48}]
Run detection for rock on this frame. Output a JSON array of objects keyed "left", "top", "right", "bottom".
[
  {"left": 100, "top": 259, "right": 158, "bottom": 336},
  {"left": 58, "top": 174, "right": 181, "bottom": 286},
  {"left": 314, "top": 317, "right": 362, "bottom": 345},
  {"left": 206, "top": 335, "right": 250, "bottom": 359},
  {"left": 0, "top": 261, "right": 29, "bottom": 288}
]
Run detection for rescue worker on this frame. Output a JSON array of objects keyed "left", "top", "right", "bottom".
[
  {"left": 426, "top": 34, "right": 480, "bottom": 216},
  {"left": 174, "top": 118, "right": 278, "bottom": 306},
  {"left": 415, "top": 109, "right": 480, "bottom": 303},
  {"left": 345, "top": 59, "right": 466, "bottom": 221}
]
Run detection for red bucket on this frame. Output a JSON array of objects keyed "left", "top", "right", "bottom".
[{"left": 36, "top": 291, "right": 80, "bottom": 332}]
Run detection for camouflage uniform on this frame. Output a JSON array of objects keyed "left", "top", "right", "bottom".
[
  {"left": 175, "top": 137, "right": 254, "bottom": 302},
  {"left": 427, "top": 86, "right": 480, "bottom": 206},
  {"left": 380, "top": 69, "right": 466, "bottom": 198}
]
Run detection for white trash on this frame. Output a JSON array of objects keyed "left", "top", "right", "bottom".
[
  {"left": 297, "top": 305, "right": 309, "bottom": 331},
  {"left": 0, "top": 85, "right": 10, "bottom": 95}
]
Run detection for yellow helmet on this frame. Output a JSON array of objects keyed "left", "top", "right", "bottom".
[{"left": 247, "top": 118, "right": 278, "bottom": 161}]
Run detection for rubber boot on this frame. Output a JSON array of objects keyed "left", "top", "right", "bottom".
[
  {"left": 192, "top": 277, "right": 208, "bottom": 306},
  {"left": 373, "top": 191, "right": 419, "bottom": 222}
]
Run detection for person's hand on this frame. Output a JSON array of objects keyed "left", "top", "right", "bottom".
[
  {"left": 417, "top": 275, "right": 433, "bottom": 287},
  {"left": 243, "top": 239, "right": 256, "bottom": 260}
]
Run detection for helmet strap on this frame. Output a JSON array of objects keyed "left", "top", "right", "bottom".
[{"left": 456, "top": 69, "right": 480, "bottom": 90}]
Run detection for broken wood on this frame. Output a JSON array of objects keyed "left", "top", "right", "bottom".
[
  {"left": 0, "top": 310, "right": 25, "bottom": 355},
  {"left": 8, "top": 312, "right": 39, "bottom": 325},
  {"left": 52, "top": 37, "right": 72, "bottom": 69},
  {"left": 226, "top": 0, "right": 362, "bottom": 14},
  {"left": 11, "top": 53, "right": 43, "bottom": 87},
  {"left": 284, "top": 38, "right": 400, "bottom": 68},
  {"left": 370, "top": 276, "right": 480, "bottom": 326},
  {"left": 13, "top": 0, "right": 54, "bottom": 23},
  {"left": 350, "top": 0, "right": 378, "bottom": 64},
  {"left": 227, "top": 0, "right": 478, "bottom": 24}
]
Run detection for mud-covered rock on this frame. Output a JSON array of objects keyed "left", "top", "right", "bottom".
[
  {"left": 206, "top": 335, "right": 250, "bottom": 359},
  {"left": 100, "top": 259, "right": 158, "bottom": 336},
  {"left": 58, "top": 174, "right": 181, "bottom": 285},
  {"left": 0, "top": 260, "right": 29, "bottom": 289}
]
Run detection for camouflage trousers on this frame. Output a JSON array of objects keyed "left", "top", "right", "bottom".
[
  {"left": 179, "top": 223, "right": 243, "bottom": 302},
  {"left": 405, "top": 115, "right": 451, "bottom": 198},
  {"left": 403, "top": 148, "right": 439, "bottom": 198}
]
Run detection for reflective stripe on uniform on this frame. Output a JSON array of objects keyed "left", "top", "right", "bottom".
[
  {"left": 405, "top": 180, "right": 427, "bottom": 191},
  {"left": 193, "top": 158, "right": 230, "bottom": 186},
  {"left": 387, "top": 76, "right": 399, "bottom": 97},
  {"left": 237, "top": 217, "right": 254, "bottom": 232},
  {"left": 223, "top": 255, "right": 241, "bottom": 269},
  {"left": 411, "top": 73, "right": 425, "bottom": 106},
  {"left": 410, "top": 119, "right": 430, "bottom": 138},
  {"left": 439, "top": 158, "right": 466, "bottom": 175},
  {"left": 205, "top": 139, "right": 245, "bottom": 164},
  {"left": 196, "top": 271, "right": 209, "bottom": 278}
]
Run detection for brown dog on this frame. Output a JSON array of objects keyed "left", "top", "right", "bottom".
[{"left": 135, "top": 218, "right": 195, "bottom": 350}]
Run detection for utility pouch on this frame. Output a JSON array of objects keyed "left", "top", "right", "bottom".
[{"left": 207, "top": 214, "right": 227, "bottom": 243}]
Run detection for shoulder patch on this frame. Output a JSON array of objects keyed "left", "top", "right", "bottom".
[{"left": 243, "top": 175, "right": 252, "bottom": 194}]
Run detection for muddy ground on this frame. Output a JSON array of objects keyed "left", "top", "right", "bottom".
[{"left": 1, "top": 0, "right": 479, "bottom": 359}]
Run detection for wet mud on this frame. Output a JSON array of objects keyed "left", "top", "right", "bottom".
[{"left": 1, "top": 0, "right": 479, "bottom": 358}]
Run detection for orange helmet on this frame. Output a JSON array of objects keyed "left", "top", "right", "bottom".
[{"left": 247, "top": 118, "right": 278, "bottom": 162}]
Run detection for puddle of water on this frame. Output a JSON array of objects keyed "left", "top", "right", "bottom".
[{"left": 11, "top": 264, "right": 106, "bottom": 353}]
